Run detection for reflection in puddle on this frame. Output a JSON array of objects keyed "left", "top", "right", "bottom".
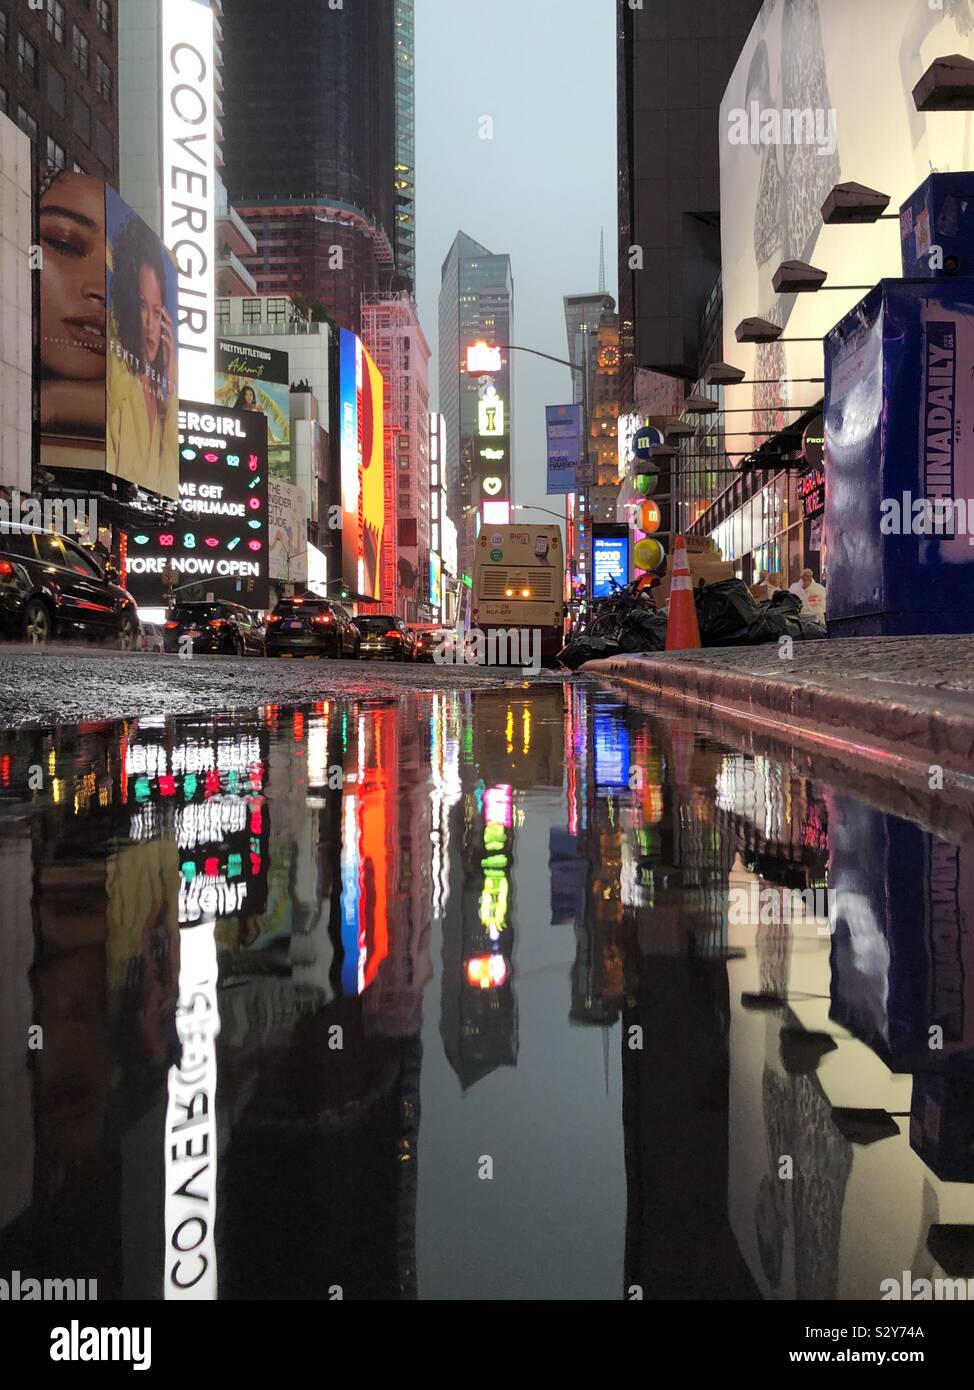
[{"left": 0, "top": 686, "right": 972, "bottom": 1299}]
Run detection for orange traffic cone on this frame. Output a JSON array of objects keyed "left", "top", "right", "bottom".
[{"left": 664, "top": 534, "right": 702, "bottom": 651}]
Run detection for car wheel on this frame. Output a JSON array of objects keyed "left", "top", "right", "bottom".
[
  {"left": 22, "top": 599, "right": 53, "bottom": 645},
  {"left": 116, "top": 614, "right": 137, "bottom": 652}
]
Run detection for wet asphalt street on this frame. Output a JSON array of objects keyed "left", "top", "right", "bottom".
[
  {"left": 0, "top": 645, "right": 568, "bottom": 729},
  {"left": 2, "top": 676, "right": 973, "bottom": 1304}
]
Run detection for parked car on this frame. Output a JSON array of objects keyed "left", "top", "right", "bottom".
[
  {"left": 355, "top": 613, "right": 415, "bottom": 661},
  {"left": 265, "top": 596, "right": 360, "bottom": 658},
  {"left": 409, "top": 625, "right": 455, "bottom": 663},
  {"left": 138, "top": 621, "right": 166, "bottom": 653},
  {"left": 163, "top": 601, "right": 265, "bottom": 656},
  {"left": 0, "top": 522, "right": 140, "bottom": 649}
]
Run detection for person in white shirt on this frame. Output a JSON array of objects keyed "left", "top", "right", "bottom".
[{"left": 789, "top": 568, "right": 827, "bottom": 624}]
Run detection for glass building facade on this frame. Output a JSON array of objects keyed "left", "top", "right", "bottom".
[
  {"left": 438, "top": 232, "right": 514, "bottom": 576},
  {"left": 393, "top": 0, "right": 415, "bottom": 289},
  {"left": 221, "top": 0, "right": 399, "bottom": 331}
]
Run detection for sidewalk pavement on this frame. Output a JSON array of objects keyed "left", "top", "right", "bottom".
[{"left": 584, "top": 635, "right": 974, "bottom": 787}]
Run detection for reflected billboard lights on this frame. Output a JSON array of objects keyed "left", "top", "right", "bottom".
[
  {"left": 483, "top": 784, "right": 512, "bottom": 827},
  {"left": 466, "top": 954, "right": 509, "bottom": 989}
]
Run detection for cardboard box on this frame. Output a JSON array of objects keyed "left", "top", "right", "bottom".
[{"left": 653, "top": 553, "right": 734, "bottom": 608}]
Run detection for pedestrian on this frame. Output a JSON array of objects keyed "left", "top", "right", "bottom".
[{"left": 789, "top": 568, "right": 827, "bottom": 624}]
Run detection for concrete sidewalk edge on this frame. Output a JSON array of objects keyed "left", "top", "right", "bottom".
[{"left": 585, "top": 653, "right": 974, "bottom": 791}]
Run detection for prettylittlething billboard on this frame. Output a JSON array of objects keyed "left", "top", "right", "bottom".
[{"left": 216, "top": 338, "right": 291, "bottom": 480}]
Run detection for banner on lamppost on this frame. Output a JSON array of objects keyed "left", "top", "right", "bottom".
[{"left": 546, "top": 404, "right": 581, "bottom": 495}]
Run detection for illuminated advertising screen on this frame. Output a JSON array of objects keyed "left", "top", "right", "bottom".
[
  {"left": 162, "top": 0, "right": 216, "bottom": 401},
  {"left": 481, "top": 500, "right": 511, "bottom": 526},
  {"left": 479, "top": 397, "right": 505, "bottom": 436},
  {"left": 593, "top": 709, "right": 631, "bottom": 792},
  {"left": 467, "top": 341, "right": 502, "bottom": 374},
  {"left": 592, "top": 531, "right": 629, "bottom": 598},
  {"left": 430, "top": 551, "right": 442, "bottom": 610},
  {"left": 268, "top": 479, "right": 307, "bottom": 584},
  {"left": 39, "top": 172, "right": 180, "bottom": 498},
  {"left": 338, "top": 328, "right": 385, "bottom": 599},
  {"left": 216, "top": 339, "right": 291, "bottom": 480},
  {"left": 126, "top": 401, "right": 269, "bottom": 608},
  {"left": 720, "top": 0, "right": 974, "bottom": 463}
]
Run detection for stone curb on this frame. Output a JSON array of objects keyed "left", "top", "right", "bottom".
[{"left": 585, "top": 653, "right": 974, "bottom": 788}]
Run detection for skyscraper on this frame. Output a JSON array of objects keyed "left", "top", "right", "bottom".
[
  {"left": 616, "top": 0, "right": 763, "bottom": 397},
  {"left": 0, "top": 0, "right": 119, "bottom": 183},
  {"left": 220, "top": 0, "right": 408, "bottom": 331},
  {"left": 563, "top": 291, "right": 614, "bottom": 583},
  {"left": 438, "top": 231, "right": 513, "bottom": 576},
  {"left": 564, "top": 293, "right": 613, "bottom": 420},
  {"left": 393, "top": 0, "right": 416, "bottom": 289}
]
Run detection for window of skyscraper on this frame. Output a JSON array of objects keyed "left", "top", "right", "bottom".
[
  {"left": 72, "top": 25, "right": 89, "bottom": 76},
  {"left": 17, "top": 31, "right": 38, "bottom": 86},
  {"left": 47, "top": 0, "right": 65, "bottom": 44},
  {"left": 16, "top": 106, "right": 38, "bottom": 144}
]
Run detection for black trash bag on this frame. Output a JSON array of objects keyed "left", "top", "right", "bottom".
[
  {"left": 759, "top": 588, "right": 804, "bottom": 638},
  {"left": 557, "top": 635, "right": 623, "bottom": 670},
  {"left": 796, "top": 618, "right": 827, "bottom": 639},
  {"left": 694, "top": 578, "right": 768, "bottom": 646},
  {"left": 617, "top": 609, "right": 668, "bottom": 654}
]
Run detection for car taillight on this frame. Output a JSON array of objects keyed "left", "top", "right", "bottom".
[
  {"left": 208, "top": 619, "right": 227, "bottom": 628},
  {"left": 164, "top": 621, "right": 179, "bottom": 629},
  {"left": 312, "top": 614, "right": 334, "bottom": 626},
  {"left": 0, "top": 560, "right": 14, "bottom": 576},
  {"left": 385, "top": 630, "right": 401, "bottom": 639},
  {"left": 267, "top": 615, "right": 282, "bottom": 624}
]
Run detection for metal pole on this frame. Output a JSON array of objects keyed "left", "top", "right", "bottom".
[{"left": 581, "top": 350, "right": 589, "bottom": 600}]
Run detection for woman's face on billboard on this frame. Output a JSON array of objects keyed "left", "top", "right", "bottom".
[
  {"left": 139, "top": 264, "right": 163, "bottom": 365},
  {"left": 39, "top": 173, "right": 106, "bottom": 381}
]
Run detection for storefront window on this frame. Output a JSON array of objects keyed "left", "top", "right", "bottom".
[{"left": 787, "top": 523, "right": 802, "bottom": 584}]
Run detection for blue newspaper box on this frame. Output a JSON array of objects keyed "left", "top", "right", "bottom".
[
  {"left": 900, "top": 173, "right": 974, "bottom": 279},
  {"left": 824, "top": 278, "right": 974, "bottom": 636}
]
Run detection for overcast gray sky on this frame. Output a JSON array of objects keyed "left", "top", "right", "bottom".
[{"left": 415, "top": 0, "right": 618, "bottom": 514}]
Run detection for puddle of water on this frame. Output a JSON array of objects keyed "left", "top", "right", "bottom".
[{"left": 0, "top": 685, "right": 971, "bottom": 1301}]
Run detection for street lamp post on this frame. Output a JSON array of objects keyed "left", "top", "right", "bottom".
[{"left": 511, "top": 503, "right": 565, "bottom": 522}]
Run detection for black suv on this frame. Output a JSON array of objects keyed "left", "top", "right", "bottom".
[
  {"left": 163, "top": 601, "right": 265, "bottom": 656},
  {"left": 265, "top": 596, "right": 361, "bottom": 658},
  {"left": 356, "top": 614, "right": 415, "bottom": 660},
  {"left": 0, "top": 522, "right": 140, "bottom": 648}
]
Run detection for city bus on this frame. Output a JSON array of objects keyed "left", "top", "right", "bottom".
[{"left": 471, "top": 523, "right": 565, "bottom": 667}]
